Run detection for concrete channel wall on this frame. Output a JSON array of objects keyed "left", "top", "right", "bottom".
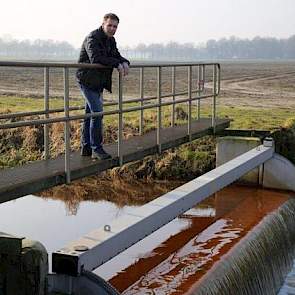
[
  {"left": 216, "top": 136, "right": 295, "bottom": 191},
  {"left": 0, "top": 233, "right": 48, "bottom": 295},
  {"left": 216, "top": 136, "right": 261, "bottom": 184}
]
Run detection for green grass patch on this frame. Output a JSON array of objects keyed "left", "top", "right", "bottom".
[
  {"left": 217, "top": 106, "right": 294, "bottom": 130},
  {"left": 1, "top": 96, "right": 293, "bottom": 131},
  {"left": 0, "top": 96, "right": 84, "bottom": 113}
]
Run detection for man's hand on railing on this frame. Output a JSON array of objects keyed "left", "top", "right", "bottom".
[
  {"left": 117, "top": 63, "right": 124, "bottom": 76},
  {"left": 122, "top": 62, "right": 129, "bottom": 76},
  {"left": 117, "top": 63, "right": 129, "bottom": 76}
]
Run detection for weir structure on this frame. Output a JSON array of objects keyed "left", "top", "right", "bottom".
[{"left": 48, "top": 137, "right": 295, "bottom": 294}]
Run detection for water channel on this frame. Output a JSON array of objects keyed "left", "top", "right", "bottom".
[{"left": 0, "top": 181, "right": 294, "bottom": 294}]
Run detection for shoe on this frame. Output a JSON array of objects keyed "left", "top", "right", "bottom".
[
  {"left": 92, "top": 149, "right": 112, "bottom": 160},
  {"left": 81, "top": 146, "right": 92, "bottom": 156}
]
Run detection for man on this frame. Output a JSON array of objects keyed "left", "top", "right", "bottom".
[{"left": 76, "top": 13, "right": 130, "bottom": 160}]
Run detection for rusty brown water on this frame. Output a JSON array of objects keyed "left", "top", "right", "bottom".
[{"left": 94, "top": 185, "right": 293, "bottom": 295}]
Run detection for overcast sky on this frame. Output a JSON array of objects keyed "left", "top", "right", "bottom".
[{"left": 1, "top": 0, "right": 294, "bottom": 48}]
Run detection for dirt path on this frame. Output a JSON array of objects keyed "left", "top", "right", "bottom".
[{"left": 217, "top": 70, "right": 295, "bottom": 108}]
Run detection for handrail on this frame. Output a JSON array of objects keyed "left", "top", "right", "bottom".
[
  {"left": 0, "top": 60, "right": 219, "bottom": 68},
  {"left": 0, "top": 94, "right": 213, "bottom": 130},
  {"left": 0, "top": 61, "right": 221, "bottom": 183},
  {"left": 0, "top": 89, "right": 205, "bottom": 121}
]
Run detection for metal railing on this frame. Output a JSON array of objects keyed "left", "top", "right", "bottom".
[{"left": 0, "top": 60, "right": 221, "bottom": 183}]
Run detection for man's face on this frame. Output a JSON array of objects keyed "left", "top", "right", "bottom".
[{"left": 102, "top": 18, "right": 118, "bottom": 37}]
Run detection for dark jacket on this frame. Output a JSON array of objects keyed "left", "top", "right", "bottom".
[{"left": 76, "top": 26, "right": 130, "bottom": 92}]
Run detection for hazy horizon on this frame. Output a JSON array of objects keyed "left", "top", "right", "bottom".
[
  {"left": 1, "top": 0, "right": 294, "bottom": 48},
  {"left": 2, "top": 34, "right": 295, "bottom": 51}
]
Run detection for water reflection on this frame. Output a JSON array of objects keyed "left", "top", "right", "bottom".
[
  {"left": 96, "top": 213, "right": 215, "bottom": 286},
  {"left": 0, "top": 195, "right": 131, "bottom": 270},
  {"left": 40, "top": 177, "right": 183, "bottom": 215},
  {"left": 0, "top": 178, "right": 184, "bottom": 271},
  {"left": 122, "top": 219, "right": 241, "bottom": 295}
]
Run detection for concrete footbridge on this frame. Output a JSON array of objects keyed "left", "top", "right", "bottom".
[{"left": 0, "top": 60, "right": 229, "bottom": 203}]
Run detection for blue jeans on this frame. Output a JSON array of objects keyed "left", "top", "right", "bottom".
[{"left": 79, "top": 84, "right": 104, "bottom": 152}]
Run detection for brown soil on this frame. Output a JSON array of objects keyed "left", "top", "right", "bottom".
[
  {"left": 1, "top": 61, "right": 294, "bottom": 108},
  {"left": 219, "top": 62, "right": 295, "bottom": 108}
]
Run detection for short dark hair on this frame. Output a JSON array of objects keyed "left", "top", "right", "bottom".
[{"left": 103, "top": 13, "right": 119, "bottom": 23}]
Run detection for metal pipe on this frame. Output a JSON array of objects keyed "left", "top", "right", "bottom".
[
  {"left": 63, "top": 67, "right": 71, "bottom": 184},
  {"left": 188, "top": 66, "right": 192, "bottom": 140},
  {"left": 217, "top": 63, "right": 221, "bottom": 95},
  {"left": 110, "top": 89, "right": 202, "bottom": 103},
  {"left": 0, "top": 60, "right": 219, "bottom": 69},
  {"left": 202, "top": 64, "right": 206, "bottom": 92},
  {"left": 212, "top": 64, "right": 217, "bottom": 134},
  {"left": 139, "top": 67, "right": 144, "bottom": 135},
  {"left": 121, "top": 95, "right": 213, "bottom": 113},
  {"left": 171, "top": 66, "right": 176, "bottom": 126},
  {"left": 0, "top": 110, "right": 113, "bottom": 130},
  {"left": 118, "top": 72, "right": 123, "bottom": 166},
  {"left": 0, "top": 106, "right": 84, "bottom": 120},
  {"left": 44, "top": 67, "right": 50, "bottom": 160},
  {"left": 157, "top": 67, "right": 162, "bottom": 153},
  {"left": 67, "top": 110, "right": 114, "bottom": 121},
  {"left": 197, "top": 65, "right": 202, "bottom": 120}
]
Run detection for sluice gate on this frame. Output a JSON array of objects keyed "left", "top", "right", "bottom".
[{"left": 46, "top": 138, "right": 295, "bottom": 294}]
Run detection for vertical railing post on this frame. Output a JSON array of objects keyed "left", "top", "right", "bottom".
[
  {"left": 197, "top": 65, "right": 202, "bottom": 120},
  {"left": 157, "top": 66, "right": 162, "bottom": 154},
  {"left": 139, "top": 67, "right": 144, "bottom": 135},
  {"left": 44, "top": 67, "right": 50, "bottom": 160},
  {"left": 187, "top": 65, "right": 192, "bottom": 141},
  {"left": 63, "top": 67, "right": 71, "bottom": 184},
  {"left": 171, "top": 66, "right": 176, "bottom": 126},
  {"left": 118, "top": 72, "right": 123, "bottom": 166},
  {"left": 202, "top": 64, "right": 206, "bottom": 91},
  {"left": 212, "top": 64, "right": 217, "bottom": 134},
  {"left": 217, "top": 63, "right": 221, "bottom": 95}
]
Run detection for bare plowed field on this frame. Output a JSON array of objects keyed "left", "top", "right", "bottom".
[
  {"left": 0, "top": 61, "right": 294, "bottom": 109},
  {"left": 220, "top": 61, "right": 295, "bottom": 108}
]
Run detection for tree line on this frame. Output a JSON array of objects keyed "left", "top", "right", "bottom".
[
  {"left": 0, "top": 35, "right": 295, "bottom": 60},
  {"left": 121, "top": 35, "right": 295, "bottom": 60},
  {"left": 0, "top": 37, "right": 77, "bottom": 59}
]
